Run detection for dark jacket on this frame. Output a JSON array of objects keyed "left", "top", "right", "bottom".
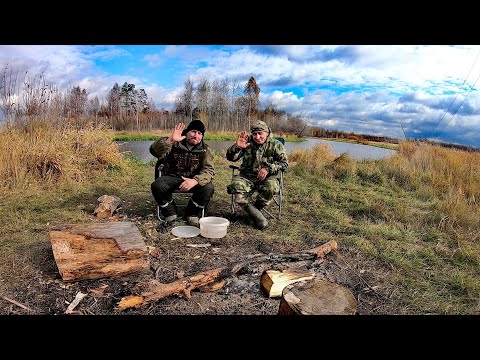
[{"left": 150, "top": 137, "right": 215, "bottom": 186}]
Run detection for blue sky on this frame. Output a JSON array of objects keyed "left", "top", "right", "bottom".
[{"left": 1, "top": 45, "right": 480, "bottom": 148}]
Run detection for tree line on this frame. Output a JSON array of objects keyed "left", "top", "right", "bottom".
[
  {"left": 0, "top": 66, "right": 310, "bottom": 136},
  {"left": 1, "top": 64, "right": 406, "bottom": 143},
  {"left": 310, "top": 126, "right": 400, "bottom": 144}
]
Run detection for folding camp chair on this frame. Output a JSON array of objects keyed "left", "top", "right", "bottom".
[
  {"left": 154, "top": 159, "right": 205, "bottom": 221},
  {"left": 229, "top": 137, "right": 285, "bottom": 220}
]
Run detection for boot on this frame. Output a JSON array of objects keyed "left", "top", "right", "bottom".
[
  {"left": 159, "top": 199, "right": 178, "bottom": 222},
  {"left": 241, "top": 203, "right": 268, "bottom": 230},
  {"left": 184, "top": 199, "right": 202, "bottom": 227},
  {"left": 255, "top": 198, "right": 267, "bottom": 211}
]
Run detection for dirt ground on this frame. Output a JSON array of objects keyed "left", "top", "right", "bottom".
[{"left": 0, "top": 201, "right": 397, "bottom": 316}]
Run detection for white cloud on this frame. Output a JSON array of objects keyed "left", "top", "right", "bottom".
[
  {"left": 143, "top": 54, "right": 164, "bottom": 67},
  {"left": 2, "top": 45, "right": 480, "bottom": 147}
]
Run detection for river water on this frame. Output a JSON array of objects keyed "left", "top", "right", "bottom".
[{"left": 118, "top": 138, "right": 397, "bottom": 162}]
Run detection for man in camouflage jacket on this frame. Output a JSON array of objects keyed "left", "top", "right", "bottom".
[
  {"left": 226, "top": 120, "right": 288, "bottom": 229},
  {"left": 150, "top": 119, "right": 215, "bottom": 226}
]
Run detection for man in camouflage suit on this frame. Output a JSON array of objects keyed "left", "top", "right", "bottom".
[
  {"left": 226, "top": 120, "right": 288, "bottom": 230},
  {"left": 150, "top": 119, "right": 215, "bottom": 227}
]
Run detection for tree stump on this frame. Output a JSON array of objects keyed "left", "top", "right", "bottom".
[
  {"left": 49, "top": 221, "right": 149, "bottom": 282},
  {"left": 278, "top": 279, "right": 357, "bottom": 315}
]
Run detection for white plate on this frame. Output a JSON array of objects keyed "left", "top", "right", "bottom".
[{"left": 171, "top": 225, "right": 200, "bottom": 238}]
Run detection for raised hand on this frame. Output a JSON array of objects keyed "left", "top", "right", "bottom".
[
  {"left": 235, "top": 131, "right": 251, "bottom": 149},
  {"left": 171, "top": 123, "right": 186, "bottom": 142}
]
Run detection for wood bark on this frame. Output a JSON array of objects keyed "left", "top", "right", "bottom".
[
  {"left": 93, "top": 195, "right": 121, "bottom": 218},
  {"left": 260, "top": 268, "right": 315, "bottom": 298},
  {"left": 116, "top": 240, "right": 337, "bottom": 311},
  {"left": 278, "top": 278, "right": 357, "bottom": 315},
  {"left": 50, "top": 221, "right": 149, "bottom": 282}
]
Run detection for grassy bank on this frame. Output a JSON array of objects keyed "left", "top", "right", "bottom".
[
  {"left": 113, "top": 130, "right": 304, "bottom": 142},
  {"left": 319, "top": 137, "right": 400, "bottom": 150},
  {"left": 1, "top": 125, "right": 479, "bottom": 314}
]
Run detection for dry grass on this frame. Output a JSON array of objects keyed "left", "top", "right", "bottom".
[
  {"left": 1, "top": 129, "right": 479, "bottom": 314},
  {"left": 0, "top": 120, "right": 124, "bottom": 191},
  {"left": 381, "top": 141, "right": 480, "bottom": 239},
  {"left": 289, "top": 143, "right": 337, "bottom": 173}
]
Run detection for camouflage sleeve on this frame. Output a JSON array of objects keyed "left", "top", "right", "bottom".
[
  {"left": 193, "top": 146, "right": 215, "bottom": 186},
  {"left": 149, "top": 137, "right": 172, "bottom": 160},
  {"left": 261, "top": 140, "right": 288, "bottom": 175},
  {"left": 226, "top": 143, "right": 244, "bottom": 162}
]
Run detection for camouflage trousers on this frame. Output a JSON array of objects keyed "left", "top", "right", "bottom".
[{"left": 227, "top": 175, "right": 280, "bottom": 208}]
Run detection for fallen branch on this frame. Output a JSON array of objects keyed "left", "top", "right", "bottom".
[
  {"left": 117, "top": 267, "right": 227, "bottom": 311},
  {"left": 1, "top": 294, "right": 34, "bottom": 313},
  {"left": 116, "top": 240, "right": 337, "bottom": 311},
  {"left": 65, "top": 291, "right": 88, "bottom": 314}
]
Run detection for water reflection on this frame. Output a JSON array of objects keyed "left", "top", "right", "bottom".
[{"left": 118, "top": 138, "right": 397, "bottom": 162}]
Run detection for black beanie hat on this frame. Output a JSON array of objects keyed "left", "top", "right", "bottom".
[{"left": 182, "top": 119, "right": 205, "bottom": 136}]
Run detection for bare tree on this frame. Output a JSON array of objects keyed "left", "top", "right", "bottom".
[
  {"left": 286, "top": 114, "right": 311, "bottom": 137},
  {"left": 174, "top": 78, "right": 194, "bottom": 122},
  {"left": 229, "top": 79, "right": 241, "bottom": 132},
  {"left": 244, "top": 76, "right": 260, "bottom": 129},
  {"left": 88, "top": 96, "right": 100, "bottom": 127},
  {"left": 196, "top": 78, "right": 209, "bottom": 125},
  {"left": 107, "top": 83, "right": 120, "bottom": 130}
]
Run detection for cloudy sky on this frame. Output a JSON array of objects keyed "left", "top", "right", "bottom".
[{"left": 1, "top": 45, "right": 480, "bottom": 148}]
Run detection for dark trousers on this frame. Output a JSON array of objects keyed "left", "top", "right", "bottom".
[{"left": 151, "top": 175, "right": 214, "bottom": 217}]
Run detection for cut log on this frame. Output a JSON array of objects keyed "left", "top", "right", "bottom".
[
  {"left": 278, "top": 279, "right": 357, "bottom": 315},
  {"left": 93, "top": 195, "right": 121, "bottom": 218},
  {"left": 50, "top": 221, "right": 149, "bottom": 282},
  {"left": 260, "top": 268, "right": 315, "bottom": 298},
  {"left": 116, "top": 240, "right": 337, "bottom": 311}
]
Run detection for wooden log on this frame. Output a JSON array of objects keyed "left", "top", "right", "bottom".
[
  {"left": 278, "top": 279, "right": 357, "bottom": 315},
  {"left": 116, "top": 240, "right": 338, "bottom": 311},
  {"left": 116, "top": 267, "right": 227, "bottom": 311},
  {"left": 93, "top": 195, "right": 121, "bottom": 218},
  {"left": 260, "top": 268, "right": 315, "bottom": 298},
  {"left": 50, "top": 221, "right": 149, "bottom": 282},
  {"left": 199, "top": 280, "right": 226, "bottom": 293}
]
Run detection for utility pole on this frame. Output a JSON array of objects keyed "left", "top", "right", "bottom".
[{"left": 401, "top": 124, "right": 408, "bottom": 140}]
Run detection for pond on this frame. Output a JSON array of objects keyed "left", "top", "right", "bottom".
[{"left": 118, "top": 138, "right": 397, "bottom": 162}]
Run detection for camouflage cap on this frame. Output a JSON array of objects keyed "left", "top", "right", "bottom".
[{"left": 250, "top": 120, "right": 269, "bottom": 133}]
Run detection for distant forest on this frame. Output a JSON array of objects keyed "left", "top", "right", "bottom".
[
  {"left": 9, "top": 66, "right": 473, "bottom": 149},
  {"left": 0, "top": 69, "right": 308, "bottom": 136},
  {"left": 310, "top": 126, "right": 399, "bottom": 144}
]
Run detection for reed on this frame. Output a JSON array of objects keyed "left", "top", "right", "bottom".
[{"left": 0, "top": 121, "right": 124, "bottom": 190}]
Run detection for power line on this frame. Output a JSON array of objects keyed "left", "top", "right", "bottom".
[
  {"left": 435, "top": 69, "right": 480, "bottom": 139},
  {"left": 433, "top": 49, "right": 480, "bottom": 133}
]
